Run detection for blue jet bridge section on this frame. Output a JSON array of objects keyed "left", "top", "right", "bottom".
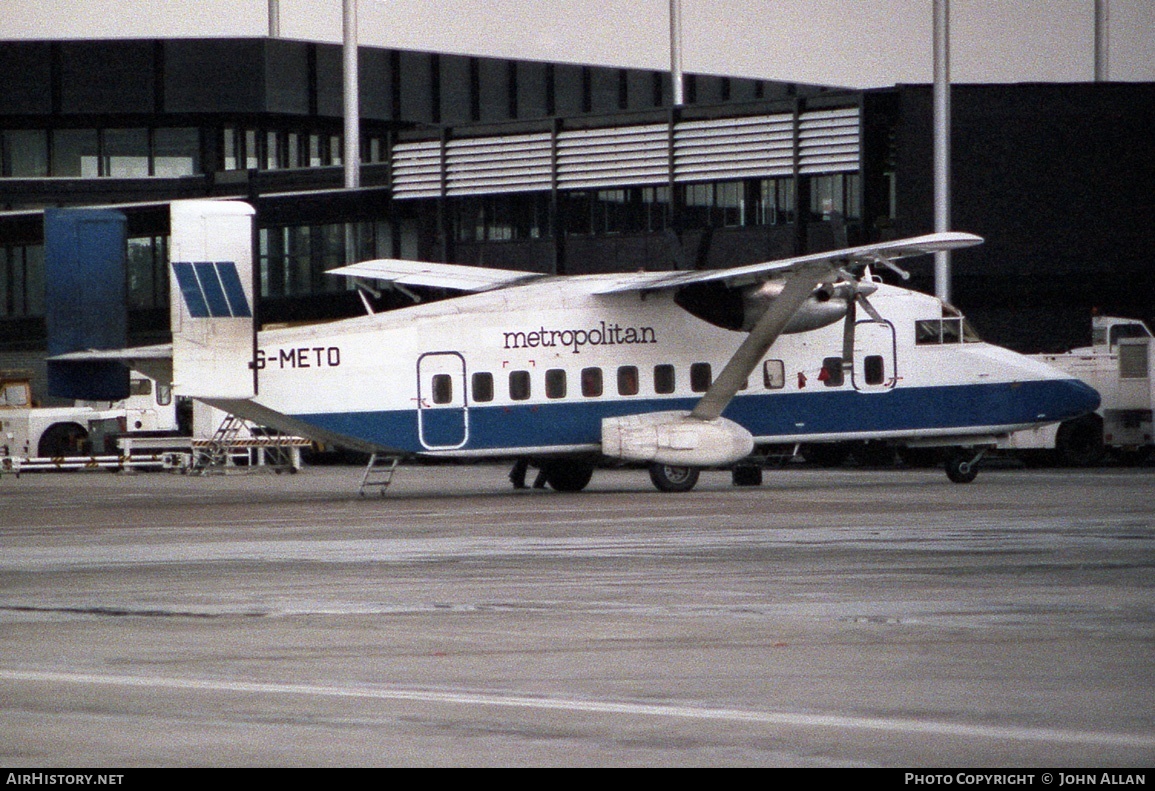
[{"left": 44, "top": 208, "right": 130, "bottom": 401}]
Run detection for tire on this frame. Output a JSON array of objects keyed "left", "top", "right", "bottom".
[
  {"left": 801, "top": 443, "right": 850, "bottom": 468},
  {"left": 649, "top": 463, "right": 700, "bottom": 492},
  {"left": 37, "top": 423, "right": 88, "bottom": 458},
  {"left": 731, "top": 464, "right": 763, "bottom": 487},
  {"left": 945, "top": 451, "right": 979, "bottom": 484},
  {"left": 541, "top": 460, "right": 595, "bottom": 492},
  {"left": 1055, "top": 415, "right": 1104, "bottom": 467}
]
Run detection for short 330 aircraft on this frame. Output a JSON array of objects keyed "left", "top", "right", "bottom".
[{"left": 52, "top": 200, "right": 1099, "bottom": 491}]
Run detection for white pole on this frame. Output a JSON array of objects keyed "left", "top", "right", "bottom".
[
  {"left": 670, "top": 0, "right": 684, "bottom": 106},
  {"left": 268, "top": 0, "right": 280, "bottom": 38},
  {"left": 1095, "top": 0, "right": 1110, "bottom": 81},
  {"left": 343, "top": 0, "right": 361, "bottom": 190},
  {"left": 933, "top": 0, "right": 951, "bottom": 303}
]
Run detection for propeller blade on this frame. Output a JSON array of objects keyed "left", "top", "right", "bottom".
[
  {"left": 856, "top": 291, "right": 886, "bottom": 323},
  {"left": 841, "top": 291, "right": 858, "bottom": 367}
]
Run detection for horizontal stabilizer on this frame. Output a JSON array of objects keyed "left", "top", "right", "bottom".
[{"left": 48, "top": 344, "right": 174, "bottom": 386}]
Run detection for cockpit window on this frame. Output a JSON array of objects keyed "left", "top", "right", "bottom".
[{"left": 916, "top": 317, "right": 982, "bottom": 345}]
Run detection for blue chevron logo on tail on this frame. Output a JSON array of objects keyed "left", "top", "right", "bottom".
[{"left": 172, "top": 261, "right": 252, "bottom": 318}]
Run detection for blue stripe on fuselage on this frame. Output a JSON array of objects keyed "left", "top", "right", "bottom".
[{"left": 293, "top": 378, "right": 1099, "bottom": 455}]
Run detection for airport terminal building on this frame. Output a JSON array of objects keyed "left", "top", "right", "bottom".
[{"left": 1, "top": 37, "right": 1153, "bottom": 374}]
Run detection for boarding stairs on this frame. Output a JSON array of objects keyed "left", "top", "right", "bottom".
[
  {"left": 192, "top": 414, "right": 249, "bottom": 474},
  {"left": 359, "top": 453, "right": 401, "bottom": 497}
]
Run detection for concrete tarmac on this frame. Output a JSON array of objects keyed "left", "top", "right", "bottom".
[{"left": 1, "top": 463, "right": 1153, "bottom": 767}]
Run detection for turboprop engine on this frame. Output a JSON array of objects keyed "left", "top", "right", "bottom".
[{"left": 674, "top": 278, "right": 876, "bottom": 334}]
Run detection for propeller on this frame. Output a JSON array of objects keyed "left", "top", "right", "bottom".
[{"left": 838, "top": 266, "right": 886, "bottom": 376}]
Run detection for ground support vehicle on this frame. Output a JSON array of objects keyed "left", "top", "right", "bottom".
[{"left": 999, "top": 316, "right": 1153, "bottom": 465}]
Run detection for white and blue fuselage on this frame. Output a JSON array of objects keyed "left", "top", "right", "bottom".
[{"left": 242, "top": 277, "right": 1098, "bottom": 460}]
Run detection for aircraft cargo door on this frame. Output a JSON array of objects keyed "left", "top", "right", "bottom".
[
  {"left": 416, "top": 352, "right": 469, "bottom": 449},
  {"left": 852, "top": 320, "right": 897, "bottom": 392}
]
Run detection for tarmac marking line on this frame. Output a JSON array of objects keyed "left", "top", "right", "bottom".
[{"left": 2, "top": 668, "right": 1152, "bottom": 748}]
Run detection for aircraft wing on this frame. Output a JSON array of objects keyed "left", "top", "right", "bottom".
[
  {"left": 656, "top": 232, "right": 983, "bottom": 422},
  {"left": 590, "top": 232, "right": 982, "bottom": 295},
  {"left": 328, "top": 258, "right": 547, "bottom": 292}
]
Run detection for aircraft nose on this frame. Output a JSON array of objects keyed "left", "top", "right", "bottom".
[{"left": 1056, "top": 378, "right": 1101, "bottom": 419}]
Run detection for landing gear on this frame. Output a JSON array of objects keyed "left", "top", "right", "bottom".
[
  {"left": 649, "top": 463, "right": 700, "bottom": 492},
  {"left": 731, "top": 464, "right": 763, "bottom": 487},
  {"left": 1055, "top": 414, "right": 1105, "bottom": 467},
  {"left": 539, "top": 460, "right": 595, "bottom": 492},
  {"left": 945, "top": 448, "right": 986, "bottom": 484}
]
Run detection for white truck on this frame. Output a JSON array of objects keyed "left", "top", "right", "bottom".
[
  {"left": 1, "top": 369, "right": 179, "bottom": 461},
  {"left": 1000, "top": 315, "right": 1154, "bottom": 465}
]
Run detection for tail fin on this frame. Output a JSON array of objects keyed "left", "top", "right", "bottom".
[{"left": 169, "top": 200, "right": 257, "bottom": 399}]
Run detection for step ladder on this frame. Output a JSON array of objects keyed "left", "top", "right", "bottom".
[
  {"left": 359, "top": 453, "right": 401, "bottom": 497},
  {"left": 193, "top": 414, "right": 248, "bottom": 474}
]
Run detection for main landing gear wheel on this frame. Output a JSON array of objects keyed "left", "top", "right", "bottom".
[
  {"left": 649, "top": 463, "right": 700, "bottom": 492},
  {"left": 731, "top": 464, "right": 763, "bottom": 487},
  {"left": 945, "top": 450, "right": 982, "bottom": 484},
  {"left": 540, "top": 460, "right": 595, "bottom": 492}
]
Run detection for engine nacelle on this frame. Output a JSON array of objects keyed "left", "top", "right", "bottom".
[
  {"left": 675, "top": 278, "right": 872, "bottom": 334},
  {"left": 601, "top": 411, "right": 755, "bottom": 467}
]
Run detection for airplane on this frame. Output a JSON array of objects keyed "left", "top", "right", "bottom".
[{"left": 48, "top": 200, "right": 1100, "bottom": 492}]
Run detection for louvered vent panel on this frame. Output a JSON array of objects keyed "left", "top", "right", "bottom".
[
  {"left": 445, "top": 132, "right": 554, "bottom": 196},
  {"left": 797, "top": 107, "right": 860, "bottom": 174},
  {"left": 556, "top": 124, "right": 669, "bottom": 189},
  {"left": 391, "top": 140, "right": 443, "bottom": 199},
  {"left": 673, "top": 114, "right": 795, "bottom": 182}
]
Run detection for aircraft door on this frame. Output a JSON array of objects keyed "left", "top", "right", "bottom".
[
  {"left": 852, "top": 320, "right": 897, "bottom": 392},
  {"left": 416, "top": 352, "right": 469, "bottom": 449}
]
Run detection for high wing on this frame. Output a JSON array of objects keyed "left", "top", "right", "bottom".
[
  {"left": 645, "top": 232, "right": 983, "bottom": 422},
  {"left": 590, "top": 232, "right": 982, "bottom": 295},
  {"left": 328, "top": 258, "right": 547, "bottom": 292}
]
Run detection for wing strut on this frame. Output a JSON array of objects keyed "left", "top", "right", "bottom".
[{"left": 690, "top": 262, "right": 834, "bottom": 421}]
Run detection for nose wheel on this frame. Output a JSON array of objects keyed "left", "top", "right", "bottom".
[{"left": 945, "top": 448, "right": 986, "bottom": 484}]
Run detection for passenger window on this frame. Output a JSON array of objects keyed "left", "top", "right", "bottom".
[
  {"left": 509, "top": 370, "right": 531, "bottom": 401},
  {"left": 617, "top": 365, "right": 639, "bottom": 396},
  {"left": 763, "top": 359, "right": 785, "bottom": 389},
  {"left": 690, "top": 363, "right": 712, "bottom": 393},
  {"left": 431, "top": 374, "right": 453, "bottom": 404},
  {"left": 130, "top": 379, "right": 152, "bottom": 397},
  {"left": 820, "top": 357, "right": 844, "bottom": 387},
  {"left": 864, "top": 355, "right": 885, "bottom": 385},
  {"left": 472, "top": 372, "right": 494, "bottom": 403},
  {"left": 156, "top": 383, "right": 173, "bottom": 406},
  {"left": 654, "top": 364, "right": 675, "bottom": 394},
  {"left": 546, "top": 368, "right": 567, "bottom": 399},
  {"left": 581, "top": 367, "right": 603, "bottom": 397}
]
